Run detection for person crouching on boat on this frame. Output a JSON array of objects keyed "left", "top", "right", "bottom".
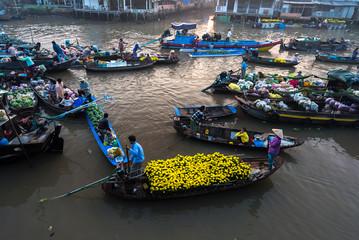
[
  {"left": 132, "top": 42, "right": 141, "bottom": 59},
  {"left": 352, "top": 48, "right": 358, "bottom": 60},
  {"left": 60, "top": 92, "right": 74, "bottom": 107},
  {"left": 226, "top": 29, "right": 232, "bottom": 41},
  {"left": 291, "top": 53, "right": 300, "bottom": 64},
  {"left": 268, "top": 129, "right": 283, "bottom": 170},
  {"left": 234, "top": 128, "right": 249, "bottom": 144},
  {"left": 168, "top": 50, "right": 178, "bottom": 62},
  {"left": 190, "top": 106, "right": 206, "bottom": 133},
  {"left": 98, "top": 113, "right": 111, "bottom": 141},
  {"left": 126, "top": 135, "right": 145, "bottom": 172},
  {"left": 18, "top": 55, "right": 36, "bottom": 72}
]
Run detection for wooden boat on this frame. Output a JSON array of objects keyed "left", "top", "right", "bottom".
[
  {"left": 246, "top": 56, "right": 298, "bottom": 67},
  {"left": 0, "top": 116, "right": 63, "bottom": 161},
  {"left": 173, "top": 117, "right": 303, "bottom": 149},
  {"left": 315, "top": 53, "right": 359, "bottom": 64},
  {"left": 173, "top": 104, "right": 237, "bottom": 119},
  {"left": 84, "top": 60, "right": 154, "bottom": 72},
  {"left": 281, "top": 37, "right": 348, "bottom": 52},
  {"left": 93, "top": 53, "right": 179, "bottom": 65},
  {"left": 160, "top": 23, "right": 281, "bottom": 51},
  {"left": 0, "top": 58, "right": 76, "bottom": 73},
  {"left": 86, "top": 97, "right": 127, "bottom": 166},
  {"left": 236, "top": 96, "right": 359, "bottom": 126},
  {"left": 29, "top": 76, "right": 79, "bottom": 114},
  {"left": 101, "top": 156, "right": 284, "bottom": 200}
]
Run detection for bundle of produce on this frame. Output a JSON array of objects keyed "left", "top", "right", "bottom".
[
  {"left": 277, "top": 101, "right": 289, "bottom": 110},
  {"left": 144, "top": 152, "right": 252, "bottom": 192},
  {"left": 274, "top": 58, "right": 286, "bottom": 63},
  {"left": 7, "top": 87, "right": 36, "bottom": 109},
  {"left": 292, "top": 93, "right": 318, "bottom": 112},
  {"left": 254, "top": 99, "right": 272, "bottom": 112},
  {"left": 347, "top": 88, "right": 359, "bottom": 97},
  {"left": 86, "top": 105, "right": 103, "bottom": 127},
  {"left": 0, "top": 109, "right": 7, "bottom": 122},
  {"left": 245, "top": 72, "right": 258, "bottom": 82},
  {"left": 324, "top": 98, "right": 359, "bottom": 113},
  {"left": 107, "top": 147, "right": 124, "bottom": 159}
]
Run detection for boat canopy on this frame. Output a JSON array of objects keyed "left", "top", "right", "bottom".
[
  {"left": 327, "top": 69, "right": 359, "bottom": 84},
  {"left": 171, "top": 22, "right": 197, "bottom": 30}
]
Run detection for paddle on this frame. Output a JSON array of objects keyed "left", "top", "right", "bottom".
[
  {"left": 201, "top": 68, "right": 241, "bottom": 92},
  {"left": 39, "top": 95, "right": 113, "bottom": 120},
  {"left": 140, "top": 37, "right": 162, "bottom": 48},
  {"left": 39, "top": 171, "right": 120, "bottom": 203}
]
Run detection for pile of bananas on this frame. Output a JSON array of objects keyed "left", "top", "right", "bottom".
[
  {"left": 86, "top": 105, "right": 103, "bottom": 127},
  {"left": 145, "top": 152, "right": 252, "bottom": 192}
]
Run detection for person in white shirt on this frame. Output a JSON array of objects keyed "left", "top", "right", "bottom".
[{"left": 226, "top": 29, "right": 232, "bottom": 41}]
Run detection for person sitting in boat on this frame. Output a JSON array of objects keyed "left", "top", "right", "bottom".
[
  {"left": 126, "top": 135, "right": 145, "bottom": 172},
  {"left": 214, "top": 32, "right": 221, "bottom": 41},
  {"left": 202, "top": 32, "right": 210, "bottom": 41},
  {"left": 161, "top": 29, "right": 171, "bottom": 38},
  {"left": 132, "top": 42, "right": 141, "bottom": 59},
  {"left": 52, "top": 41, "right": 67, "bottom": 62},
  {"left": 59, "top": 92, "right": 74, "bottom": 107},
  {"left": 268, "top": 129, "right": 283, "bottom": 170},
  {"left": 296, "top": 71, "right": 303, "bottom": 78},
  {"left": 226, "top": 29, "right": 232, "bottom": 41},
  {"left": 291, "top": 53, "right": 300, "bottom": 64},
  {"left": 234, "top": 128, "right": 249, "bottom": 144},
  {"left": 249, "top": 49, "right": 259, "bottom": 58},
  {"left": 190, "top": 106, "right": 206, "bottom": 133},
  {"left": 352, "top": 48, "right": 358, "bottom": 60},
  {"left": 79, "top": 79, "right": 91, "bottom": 97},
  {"left": 168, "top": 50, "right": 178, "bottom": 62}
]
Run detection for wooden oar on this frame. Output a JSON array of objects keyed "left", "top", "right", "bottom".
[
  {"left": 140, "top": 37, "right": 162, "bottom": 47},
  {"left": 39, "top": 171, "right": 120, "bottom": 203}
]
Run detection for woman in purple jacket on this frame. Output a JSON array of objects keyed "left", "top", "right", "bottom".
[{"left": 268, "top": 129, "right": 283, "bottom": 170}]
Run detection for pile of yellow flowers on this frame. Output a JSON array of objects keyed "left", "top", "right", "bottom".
[{"left": 145, "top": 152, "right": 252, "bottom": 192}]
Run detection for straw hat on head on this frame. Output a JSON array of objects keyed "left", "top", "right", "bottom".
[{"left": 272, "top": 129, "right": 283, "bottom": 139}]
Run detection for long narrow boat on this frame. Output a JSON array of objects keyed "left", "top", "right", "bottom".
[
  {"left": 84, "top": 60, "right": 154, "bottom": 72},
  {"left": 101, "top": 156, "right": 284, "bottom": 200},
  {"left": 160, "top": 22, "right": 281, "bottom": 51},
  {"left": 235, "top": 96, "right": 359, "bottom": 126},
  {"left": 0, "top": 58, "right": 76, "bottom": 73},
  {"left": 93, "top": 53, "right": 179, "bottom": 65},
  {"left": 0, "top": 116, "right": 63, "bottom": 161},
  {"left": 173, "top": 117, "right": 303, "bottom": 149},
  {"left": 85, "top": 98, "right": 127, "bottom": 166},
  {"left": 246, "top": 56, "right": 298, "bottom": 67},
  {"left": 281, "top": 37, "right": 348, "bottom": 52},
  {"left": 173, "top": 104, "right": 237, "bottom": 119},
  {"left": 189, "top": 50, "right": 246, "bottom": 58},
  {"left": 315, "top": 53, "right": 359, "bottom": 64}
]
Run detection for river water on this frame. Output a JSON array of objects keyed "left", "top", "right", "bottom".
[{"left": 1, "top": 10, "right": 359, "bottom": 240}]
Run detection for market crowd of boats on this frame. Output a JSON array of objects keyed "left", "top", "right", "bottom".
[{"left": 1, "top": 22, "right": 359, "bottom": 201}]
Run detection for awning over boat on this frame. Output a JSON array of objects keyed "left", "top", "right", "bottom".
[
  {"left": 171, "top": 22, "right": 197, "bottom": 30},
  {"left": 327, "top": 69, "right": 359, "bottom": 84}
]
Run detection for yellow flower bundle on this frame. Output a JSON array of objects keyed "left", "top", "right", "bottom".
[{"left": 144, "top": 152, "right": 252, "bottom": 192}]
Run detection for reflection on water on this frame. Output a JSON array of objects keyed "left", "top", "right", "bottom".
[{"left": 1, "top": 10, "right": 359, "bottom": 240}]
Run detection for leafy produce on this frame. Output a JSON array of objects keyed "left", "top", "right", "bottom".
[
  {"left": 86, "top": 104, "right": 103, "bottom": 127},
  {"left": 7, "top": 88, "right": 36, "bottom": 110},
  {"left": 145, "top": 152, "right": 252, "bottom": 192}
]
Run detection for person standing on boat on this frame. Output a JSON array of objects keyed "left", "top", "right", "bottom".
[
  {"left": 132, "top": 42, "right": 141, "bottom": 59},
  {"left": 190, "top": 106, "right": 205, "bottom": 133},
  {"left": 352, "top": 48, "right": 358, "bottom": 60},
  {"left": 118, "top": 38, "right": 127, "bottom": 56},
  {"left": 127, "top": 135, "right": 145, "bottom": 172},
  {"left": 226, "top": 29, "right": 232, "bottom": 41},
  {"left": 52, "top": 41, "right": 67, "bottom": 62},
  {"left": 268, "top": 129, "right": 283, "bottom": 170},
  {"left": 7, "top": 43, "right": 17, "bottom": 60},
  {"left": 55, "top": 78, "right": 64, "bottom": 100},
  {"left": 241, "top": 58, "right": 248, "bottom": 79}
]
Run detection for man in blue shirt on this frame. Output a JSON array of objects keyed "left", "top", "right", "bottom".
[
  {"left": 52, "top": 41, "right": 67, "bottom": 62},
  {"left": 126, "top": 135, "right": 145, "bottom": 172},
  {"left": 241, "top": 58, "right": 248, "bottom": 79}
]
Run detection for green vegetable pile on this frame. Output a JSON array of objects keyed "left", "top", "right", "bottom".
[
  {"left": 86, "top": 104, "right": 103, "bottom": 127},
  {"left": 8, "top": 88, "right": 36, "bottom": 110}
]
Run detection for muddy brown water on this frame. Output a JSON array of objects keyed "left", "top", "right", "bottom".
[{"left": 1, "top": 11, "right": 359, "bottom": 240}]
